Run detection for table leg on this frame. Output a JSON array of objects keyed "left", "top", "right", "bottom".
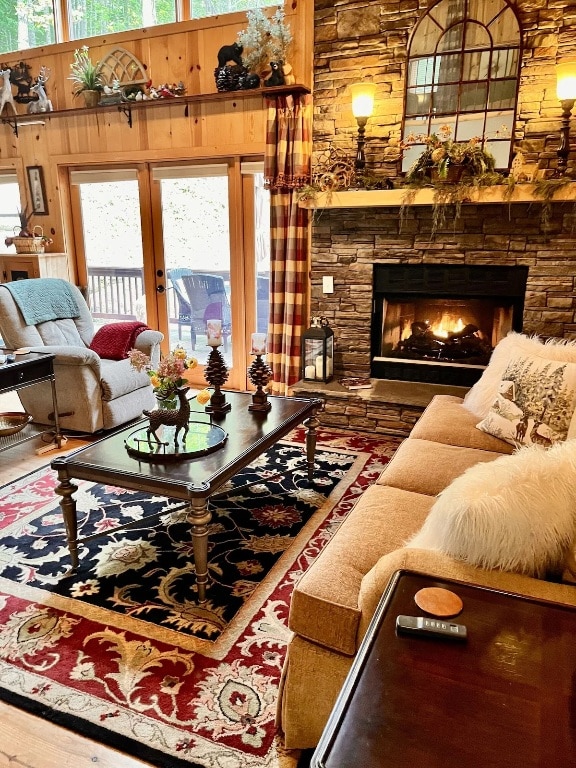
[
  {"left": 188, "top": 495, "right": 212, "bottom": 604},
  {"left": 304, "top": 411, "right": 319, "bottom": 484},
  {"left": 54, "top": 470, "right": 79, "bottom": 572}
]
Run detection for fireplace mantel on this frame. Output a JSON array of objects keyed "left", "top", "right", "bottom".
[{"left": 298, "top": 182, "right": 576, "bottom": 209}]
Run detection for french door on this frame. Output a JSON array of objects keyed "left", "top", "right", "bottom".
[{"left": 69, "top": 160, "right": 269, "bottom": 390}]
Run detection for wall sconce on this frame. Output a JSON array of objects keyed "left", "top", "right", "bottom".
[
  {"left": 350, "top": 82, "right": 376, "bottom": 182},
  {"left": 555, "top": 61, "right": 576, "bottom": 176}
]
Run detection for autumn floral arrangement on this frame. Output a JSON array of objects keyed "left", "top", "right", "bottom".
[
  {"left": 403, "top": 124, "right": 497, "bottom": 183},
  {"left": 129, "top": 346, "right": 211, "bottom": 404}
]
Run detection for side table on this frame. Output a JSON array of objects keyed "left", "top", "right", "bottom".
[
  {"left": 0, "top": 351, "right": 62, "bottom": 453},
  {"left": 312, "top": 569, "right": 576, "bottom": 768}
]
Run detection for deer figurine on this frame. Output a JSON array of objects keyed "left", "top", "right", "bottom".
[
  {"left": 28, "top": 67, "right": 53, "bottom": 113},
  {"left": 143, "top": 387, "right": 191, "bottom": 449},
  {"left": 0, "top": 68, "right": 16, "bottom": 116}
]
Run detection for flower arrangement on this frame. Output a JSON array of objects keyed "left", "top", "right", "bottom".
[
  {"left": 69, "top": 46, "right": 104, "bottom": 95},
  {"left": 403, "top": 125, "right": 496, "bottom": 183},
  {"left": 237, "top": 6, "right": 292, "bottom": 76},
  {"left": 129, "top": 346, "right": 198, "bottom": 402}
]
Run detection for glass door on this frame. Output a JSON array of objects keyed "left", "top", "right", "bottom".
[
  {"left": 70, "top": 169, "right": 151, "bottom": 332},
  {"left": 69, "top": 161, "right": 268, "bottom": 391},
  {"left": 153, "top": 165, "right": 232, "bottom": 368}
]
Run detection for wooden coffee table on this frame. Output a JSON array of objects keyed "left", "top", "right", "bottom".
[
  {"left": 312, "top": 570, "right": 576, "bottom": 768},
  {"left": 51, "top": 392, "right": 321, "bottom": 603}
]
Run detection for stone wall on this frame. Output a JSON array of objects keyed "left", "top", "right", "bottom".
[{"left": 308, "top": 0, "right": 576, "bottom": 381}]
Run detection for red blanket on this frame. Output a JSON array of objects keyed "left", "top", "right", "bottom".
[{"left": 89, "top": 321, "right": 150, "bottom": 360}]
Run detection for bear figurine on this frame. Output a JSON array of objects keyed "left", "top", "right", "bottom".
[{"left": 217, "top": 43, "right": 244, "bottom": 68}]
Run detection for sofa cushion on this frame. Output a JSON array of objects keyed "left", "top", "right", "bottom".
[
  {"left": 406, "top": 440, "right": 576, "bottom": 578},
  {"left": 476, "top": 353, "right": 576, "bottom": 448},
  {"left": 410, "top": 395, "right": 514, "bottom": 453},
  {"left": 377, "top": 438, "right": 503, "bottom": 496},
  {"left": 289, "top": 484, "right": 434, "bottom": 656},
  {"left": 464, "top": 333, "right": 576, "bottom": 418}
]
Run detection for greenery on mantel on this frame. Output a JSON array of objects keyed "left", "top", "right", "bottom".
[{"left": 400, "top": 171, "right": 507, "bottom": 234}]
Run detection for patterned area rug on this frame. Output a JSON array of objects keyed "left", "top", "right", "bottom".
[{"left": 0, "top": 428, "right": 401, "bottom": 768}]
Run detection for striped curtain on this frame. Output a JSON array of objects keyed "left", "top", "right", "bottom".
[{"left": 264, "top": 94, "right": 312, "bottom": 396}]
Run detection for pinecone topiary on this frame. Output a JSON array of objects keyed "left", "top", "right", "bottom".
[{"left": 205, "top": 350, "right": 229, "bottom": 387}]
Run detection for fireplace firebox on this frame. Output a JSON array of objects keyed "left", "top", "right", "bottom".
[{"left": 371, "top": 264, "right": 529, "bottom": 386}]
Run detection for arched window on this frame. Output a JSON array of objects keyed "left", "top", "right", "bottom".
[{"left": 402, "top": 0, "right": 521, "bottom": 172}]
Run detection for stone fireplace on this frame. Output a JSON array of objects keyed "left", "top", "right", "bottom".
[
  {"left": 294, "top": 201, "right": 576, "bottom": 434},
  {"left": 371, "top": 263, "right": 529, "bottom": 386}
]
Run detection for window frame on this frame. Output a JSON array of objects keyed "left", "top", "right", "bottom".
[
  {"left": 401, "top": 0, "right": 522, "bottom": 173},
  {"left": 0, "top": 0, "right": 280, "bottom": 53}
]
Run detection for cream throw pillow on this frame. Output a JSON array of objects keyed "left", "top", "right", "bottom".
[
  {"left": 463, "top": 333, "right": 576, "bottom": 419},
  {"left": 476, "top": 353, "right": 576, "bottom": 448},
  {"left": 406, "top": 440, "right": 576, "bottom": 578}
]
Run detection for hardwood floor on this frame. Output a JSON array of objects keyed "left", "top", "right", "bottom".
[{"left": 0, "top": 391, "right": 154, "bottom": 768}]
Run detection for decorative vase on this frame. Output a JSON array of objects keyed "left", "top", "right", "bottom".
[
  {"left": 155, "top": 394, "right": 178, "bottom": 410},
  {"left": 82, "top": 89, "right": 100, "bottom": 108}
]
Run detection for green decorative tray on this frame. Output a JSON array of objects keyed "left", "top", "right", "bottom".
[{"left": 124, "top": 420, "right": 227, "bottom": 462}]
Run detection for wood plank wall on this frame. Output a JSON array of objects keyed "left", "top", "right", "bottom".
[{"left": 0, "top": 1, "right": 313, "bottom": 261}]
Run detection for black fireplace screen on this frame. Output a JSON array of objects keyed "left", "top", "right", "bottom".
[{"left": 371, "top": 264, "right": 529, "bottom": 386}]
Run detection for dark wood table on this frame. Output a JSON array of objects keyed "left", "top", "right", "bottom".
[
  {"left": 312, "top": 570, "right": 576, "bottom": 768},
  {"left": 51, "top": 392, "right": 320, "bottom": 603},
  {"left": 0, "top": 350, "right": 62, "bottom": 452}
]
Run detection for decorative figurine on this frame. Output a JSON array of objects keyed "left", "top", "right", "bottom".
[
  {"left": 142, "top": 386, "right": 191, "bottom": 449},
  {"left": 10, "top": 62, "right": 33, "bottom": 103},
  {"left": 0, "top": 68, "right": 17, "bottom": 116},
  {"left": 217, "top": 43, "right": 244, "bottom": 68},
  {"left": 264, "top": 61, "right": 285, "bottom": 88},
  {"left": 28, "top": 67, "right": 53, "bottom": 113},
  {"left": 214, "top": 42, "right": 260, "bottom": 92}
]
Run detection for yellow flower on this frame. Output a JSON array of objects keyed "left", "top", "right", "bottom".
[
  {"left": 150, "top": 374, "right": 161, "bottom": 388},
  {"left": 187, "top": 357, "right": 197, "bottom": 369},
  {"left": 196, "top": 389, "right": 211, "bottom": 405},
  {"left": 174, "top": 347, "right": 187, "bottom": 360}
]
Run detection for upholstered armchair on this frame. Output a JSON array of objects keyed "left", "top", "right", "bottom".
[{"left": 0, "top": 278, "right": 163, "bottom": 434}]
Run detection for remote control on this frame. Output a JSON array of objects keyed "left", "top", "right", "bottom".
[{"left": 396, "top": 615, "right": 467, "bottom": 640}]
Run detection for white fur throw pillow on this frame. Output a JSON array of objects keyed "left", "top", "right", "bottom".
[
  {"left": 463, "top": 333, "right": 576, "bottom": 419},
  {"left": 406, "top": 440, "right": 576, "bottom": 577}
]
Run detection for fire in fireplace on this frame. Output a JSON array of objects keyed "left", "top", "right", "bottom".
[{"left": 371, "top": 264, "right": 529, "bottom": 386}]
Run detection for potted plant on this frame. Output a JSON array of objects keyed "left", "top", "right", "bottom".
[
  {"left": 69, "top": 46, "right": 104, "bottom": 108},
  {"left": 237, "top": 7, "right": 293, "bottom": 84},
  {"left": 404, "top": 125, "right": 496, "bottom": 184},
  {"left": 4, "top": 207, "right": 53, "bottom": 253}
]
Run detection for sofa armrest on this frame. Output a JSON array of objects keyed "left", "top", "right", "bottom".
[
  {"left": 133, "top": 329, "right": 163, "bottom": 366},
  {"left": 30, "top": 345, "right": 101, "bottom": 370},
  {"left": 358, "top": 547, "right": 576, "bottom": 642}
]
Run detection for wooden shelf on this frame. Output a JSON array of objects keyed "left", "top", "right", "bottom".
[
  {"left": 298, "top": 183, "right": 576, "bottom": 209},
  {"left": 2, "top": 84, "right": 311, "bottom": 134}
]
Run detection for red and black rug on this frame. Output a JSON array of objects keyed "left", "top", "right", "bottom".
[{"left": 0, "top": 428, "right": 400, "bottom": 767}]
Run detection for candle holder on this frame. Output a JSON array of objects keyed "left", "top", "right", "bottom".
[
  {"left": 248, "top": 354, "right": 273, "bottom": 412},
  {"left": 204, "top": 347, "right": 231, "bottom": 415}
]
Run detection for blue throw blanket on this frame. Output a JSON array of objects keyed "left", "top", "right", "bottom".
[{"left": 5, "top": 278, "right": 80, "bottom": 325}]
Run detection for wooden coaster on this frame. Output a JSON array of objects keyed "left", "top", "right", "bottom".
[{"left": 414, "top": 587, "right": 463, "bottom": 617}]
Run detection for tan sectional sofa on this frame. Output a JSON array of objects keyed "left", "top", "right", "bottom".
[{"left": 277, "top": 393, "right": 576, "bottom": 750}]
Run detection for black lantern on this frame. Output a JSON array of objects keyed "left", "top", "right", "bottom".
[{"left": 302, "top": 317, "right": 334, "bottom": 383}]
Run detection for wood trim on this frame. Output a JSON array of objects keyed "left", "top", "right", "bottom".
[{"left": 227, "top": 158, "right": 248, "bottom": 391}]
